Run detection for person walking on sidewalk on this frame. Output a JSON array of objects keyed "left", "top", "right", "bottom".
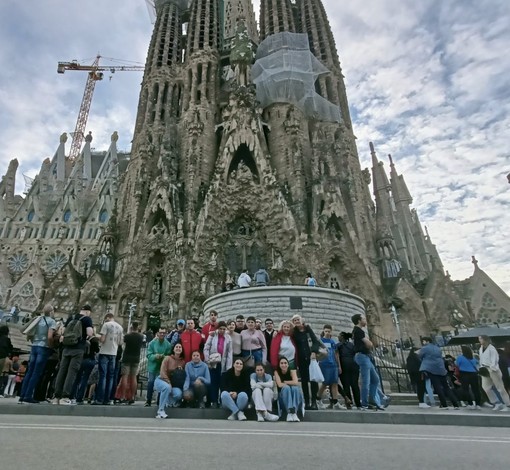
[
  {"left": 351, "top": 314, "right": 384, "bottom": 411},
  {"left": 455, "top": 345, "right": 482, "bottom": 409},
  {"left": 418, "top": 337, "right": 460, "bottom": 410},
  {"left": 479, "top": 335, "right": 510, "bottom": 411}
]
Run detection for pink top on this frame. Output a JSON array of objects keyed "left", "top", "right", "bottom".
[
  {"left": 240, "top": 329, "right": 267, "bottom": 363},
  {"left": 217, "top": 334, "right": 225, "bottom": 355}
]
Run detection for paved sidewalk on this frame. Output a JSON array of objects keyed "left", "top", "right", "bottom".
[{"left": 1, "top": 397, "right": 509, "bottom": 427}]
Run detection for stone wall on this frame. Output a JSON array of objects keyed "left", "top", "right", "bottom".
[{"left": 202, "top": 286, "right": 365, "bottom": 335}]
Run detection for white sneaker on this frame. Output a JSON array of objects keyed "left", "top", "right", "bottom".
[
  {"left": 419, "top": 403, "right": 431, "bottom": 409},
  {"left": 466, "top": 405, "right": 475, "bottom": 410},
  {"left": 291, "top": 413, "right": 300, "bottom": 422},
  {"left": 333, "top": 402, "right": 347, "bottom": 410},
  {"left": 227, "top": 413, "right": 237, "bottom": 420},
  {"left": 286, "top": 413, "right": 294, "bottom": 422},
  {"left": 317, "top": 400, "right": 327, "bottom": 410},
  {"left": 237, "top": 411, "right": 247, "bottom": 421},
  {"left": 475, "top": 405, "right": 482, "bottom": 410},
  {"left": 60, "top": 398, "right": 73, "bottom": 405},
  {"left": 257, "top": 412, "right": 265, "bottom": 422},
  {"left": 264, "top": 412, "right": 279, "bottom": 422},
  {"left": 494, "top": 403, "right": 505, "bottom": 411},
  {"left": 499, "top": 405, "right": 509, "bottom": 412},
  {"left": 51, "top": 398, "right": 60, "bottom": 405}
]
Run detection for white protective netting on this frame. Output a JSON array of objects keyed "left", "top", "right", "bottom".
[{"left": 252, "top": 32, "right": 342, "bottom": 123}]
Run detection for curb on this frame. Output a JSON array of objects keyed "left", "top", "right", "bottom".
[{"left": 1, "top": 403, "right": 509, "bottom": 428}]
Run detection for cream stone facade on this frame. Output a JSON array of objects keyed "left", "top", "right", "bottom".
[{"left": 1, "top": 0, "right": 509, "bottom": 339}]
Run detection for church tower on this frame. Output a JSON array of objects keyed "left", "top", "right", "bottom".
[{"left": 111, "top": 0, "right": 388, "bottom": 321}]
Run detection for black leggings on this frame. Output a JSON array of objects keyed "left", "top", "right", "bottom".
[
  {"left": 409, "top": 372, "right": 426, "bottom": 403},
  {"left": 428, "top": 373, "right": 459, "bottom": 407},
  {"left": 340, "top": 363, "right": 361, "bottom": 407},
  {"left": 298, "top": 358, "right": 318, "bottom": 405},
  {"left": 459, "top": 371, "right": 482, "bottom": 406}
]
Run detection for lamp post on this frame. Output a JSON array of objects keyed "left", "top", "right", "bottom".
[
  {"left": 127, "top": 299, "right": 137, "bottom": 332},
  {"left": 450, "top": 308, "right": 464, "bottom": 335},
  {"left": 389, "top": 303, "right": 405, "bottom": 366}
]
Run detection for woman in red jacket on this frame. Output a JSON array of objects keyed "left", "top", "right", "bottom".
[{"left": 270, "top": 321, "right": 298, "bottom": 370}]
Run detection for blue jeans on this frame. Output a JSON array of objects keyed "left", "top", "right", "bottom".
[
  {"left": 72, "top": 358, "right": 96, "bottom": 402},
  {"left": 242, "top": 349, "right": 263, "bottom": 364},
  {"left": 354, "top": 353, "right": 382, "bottom": 407},
  {"left": 220, "top": 391, "right": 249, "bottom": 414},
  {"left": 146, "top": 371, "right": 157, "bottom": 403},
  {"left": 278, "top": 385, "right": 303, "bottom": 413},
  {"left": 95, "top": 354, "right": 116, "bottom": 404},
  {"left": 20, "top": 346, "right": 53, "bottom": 401},
  {"left": 154, "top": 377, "right": 183, "bottom": 413},
  {"left": 424, "top": 378, "right": 436, "bottom": 405}
]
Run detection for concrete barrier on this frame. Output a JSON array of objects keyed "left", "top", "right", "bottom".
[{"left": 202, "top": 286, "right": 365, "bottom": 333}]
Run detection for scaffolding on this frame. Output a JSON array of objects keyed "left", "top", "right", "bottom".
[{"left": 252, "top": 32, "right": 342, "bottom": 122}]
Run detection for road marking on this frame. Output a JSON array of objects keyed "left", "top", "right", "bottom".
[{"left": 0, "top": 423, "right": 509, "bottom": 444}]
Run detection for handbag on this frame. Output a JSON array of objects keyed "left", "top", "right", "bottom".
[
  {"left": 242, "top": 352, "right": 255, "bottom": 368},
  {"left": 207, "top": 352, "right": 222, "bottom": 367},
  {"left": 478, "top": 366, "right": 490, "bottom": 377},
  {"left": 309, "top": 359, "right": 325, "bottom": 383}
]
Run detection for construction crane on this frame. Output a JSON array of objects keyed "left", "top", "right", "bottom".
[{"left": 57, "top": 55, "right": 145, "bottom": 160}]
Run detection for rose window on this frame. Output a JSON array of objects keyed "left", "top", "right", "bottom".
[
  {"left": 8, "top": 253, "right": 29, "bottom": 273},
  {"left": 44, "top": 252, "right": 68, "bottom": 275}
]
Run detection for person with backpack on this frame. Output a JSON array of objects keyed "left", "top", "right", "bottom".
[
  {"left": 18, "top": 304, "right": 57, "bottom": 403},
  {"left": 52, "top": 305, "right": 94, "bottom": 405},
  {"left": 304, "top": 273, "right": 317, "bottom": 287}
]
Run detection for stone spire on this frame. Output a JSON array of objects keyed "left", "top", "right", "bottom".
[
  {"left": 0, "top": 159, "right": 19, "bottom": 220},
  {"left": 133, "top": 0, "right": 184, "bottom": 136},
  {"left": 389, "top": 154, "right": 412, "bottom": 205},
  {"left": 259, "top": 0, "right": 297, "bottom": 40},
  {"left": 370, "top": 143, "right": 401, "bottom": 283},
  {"left": 388, "top": 154, "right": 428, "bottom": 279},
  {"left": 186, "top": 0, "right": 221, "bottom": 55},
  {"left": 222, "top": 0, "right": 259, "bottom": 50}
]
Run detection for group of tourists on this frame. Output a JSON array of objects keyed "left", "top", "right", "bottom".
[
  {"left": 3, "top": 302, "right": 510, "bottom": 421},
  {"left": 144, "top": 311, "right": 362, "bottom": 420},
  {"left": 406, "top": 335, "right": 510, "bottom": 411}
]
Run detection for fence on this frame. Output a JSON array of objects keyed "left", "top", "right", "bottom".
[{"left": 371, "top": 333, "right": 413, "bottom": 393}]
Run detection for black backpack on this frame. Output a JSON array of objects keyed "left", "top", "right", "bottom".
[{"left": 62, "top": 316, "right": 83, "bottom": 346}]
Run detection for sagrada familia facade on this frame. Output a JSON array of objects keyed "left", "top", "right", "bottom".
[{"left": 1, "top": 0, "right": 509, "bottom": 339}]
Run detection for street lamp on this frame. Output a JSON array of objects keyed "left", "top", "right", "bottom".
[
  {"left": 389, "top": 303, "right": 406, "bottom": 365},
  {"left": 450, "top": 308, "right": 464, "bottom": 335},
  {"left": 127, "top": 299, "right": 137, "bottom": 332}
]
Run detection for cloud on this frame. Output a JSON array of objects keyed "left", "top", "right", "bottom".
[{"left": 0, "top": 0, "right": 508, "bottom": 295}]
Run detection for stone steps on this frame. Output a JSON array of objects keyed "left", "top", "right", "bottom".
[{"left": 1, "top": 399, "right": 508, "bottom": 428}]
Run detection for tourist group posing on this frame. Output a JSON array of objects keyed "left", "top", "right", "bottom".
[{"left": 144, "top": 310, "right": 392, "bottom": 419}]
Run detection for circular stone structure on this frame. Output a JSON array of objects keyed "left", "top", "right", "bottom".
[{"left": 202, "top": 286, "right": 365, "bottom": 334}]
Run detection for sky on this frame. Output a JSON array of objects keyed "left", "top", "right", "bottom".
[{"left": 0, "top": 0, "right": 508, "bottom": 294}]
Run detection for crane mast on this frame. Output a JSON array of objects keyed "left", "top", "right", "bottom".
[{"left": 57, "top": 55, "right": 144, "bottom": 160}]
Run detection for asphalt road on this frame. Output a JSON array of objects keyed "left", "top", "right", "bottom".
[{"left": 0, "top": 415, "right": 509, "bottom": 469}]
